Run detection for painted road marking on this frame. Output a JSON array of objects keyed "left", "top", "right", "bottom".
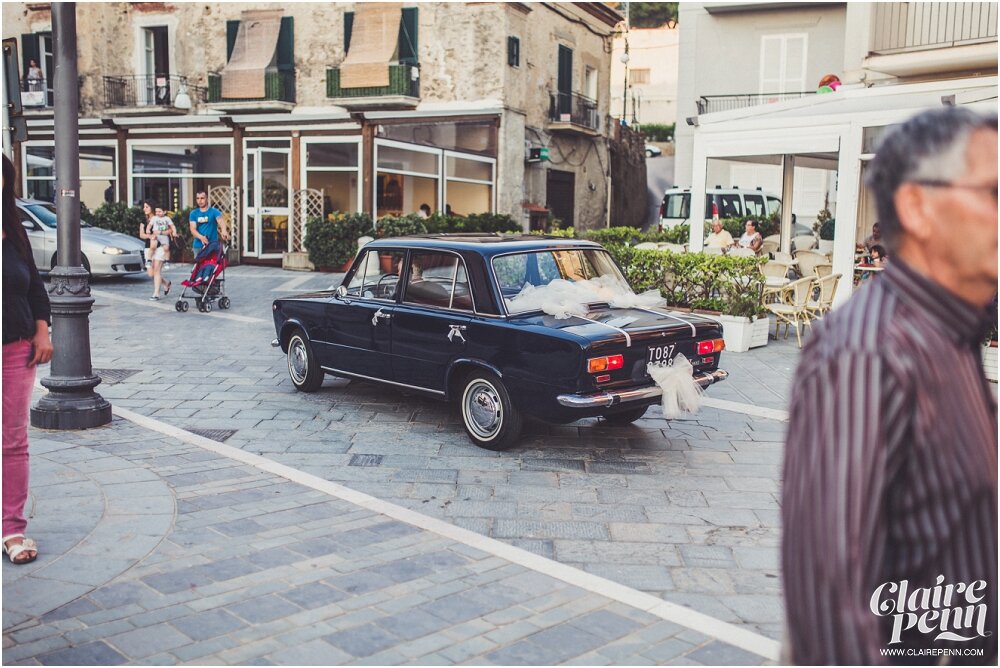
[
  {"left": 702, "top": 397, "right": 790, "bottom": 422},
  {"left": 112, "top": 404, "right": 782, "bottom": 661}
]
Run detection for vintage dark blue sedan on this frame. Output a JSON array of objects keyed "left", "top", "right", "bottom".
[{"left": 271, "top": 235, "right": 728, "bottom": 450}]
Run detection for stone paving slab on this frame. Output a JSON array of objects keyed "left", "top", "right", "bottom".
[{"left": 3, "top": 413, "right": 772, "bottom": 665}]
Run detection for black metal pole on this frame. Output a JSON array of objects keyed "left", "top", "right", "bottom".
[{"left": 31, "top": 2, "right": 111, "bottom": 430}]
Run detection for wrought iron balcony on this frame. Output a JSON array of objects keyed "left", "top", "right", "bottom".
[
  {"left": 206, "top": 71, "right": 296, "bottom": 105},
  {"left": 103, "top": 74, "right": 202, "bottom": 109},
  {"left": 871, "top": 2, "right": 997, "bottom": 54},
  {"left": 548, "top": 92, "right": 600, "bottom": 135},
  {"left": 21, "top": 77, "right": 50, "bottom": 108},
  {"left": 326, "top": 64, "right": 420, "bottom": 108},
  {"left": 696, "top": 92, "right": 816, "bottom": 115}
]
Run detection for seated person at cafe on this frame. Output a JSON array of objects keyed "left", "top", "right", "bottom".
[
  {"left": 862, "top": 222, "right": 883, "bottom": 251},
  {"left": 869, "top": 244, "right": 887, "bottom": 267},
  {"left": 736, "top": 219, "right": 763, "bottom": 253},
  {"left": 705, "top": 220, "right": 735, "bottom": 249}
]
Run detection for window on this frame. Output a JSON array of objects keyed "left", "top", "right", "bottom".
[
  {"left": 403, "top": 250, "right": 472, "bottom": 310},
  {"left": 744, "top": 194, "right": 766, "bottom": 218},
  {"left": 444, "top": 153, "right": 494, "bottom": 216},
  {"left": 343, "top": 8, "right": 418, "bottom": 64},
  {"left": 629, "top": 68, "right": 650, "bottom": 85},
  {"left": 585, "top": 66, "right": 598, "bottom": 99},
  {"left": 507, "top": 36, "right": 520, "bottom": 67},
  {"left": 661, "top": 193, "right": 690, "bottom": 219},
  {"left": 303, "top": 139, "right": 362, "bottom": 216},
  {"left": 129, "top": 141, "right": 232, "bottom": 212},
  {"left": 718, "top": 194, "right": 743, "bottom": 218},
  {"left": 20, "top": 32, "right": 53, "bottom": 107},
  {"left": 760, "top": 34, "right": 806, "bottom": 94},
  {"left": 347, "top": 249, "right": 405, "bottom": 299},
  {"left": 493, "top": 249, "right": 630, "bottom": 313},
  {"left": 23, "top": 143, "right": 117, "bottom": 211}
]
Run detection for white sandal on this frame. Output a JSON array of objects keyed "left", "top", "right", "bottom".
[{"left": 3, "top": 534, "right": 38, "bottom": 564}]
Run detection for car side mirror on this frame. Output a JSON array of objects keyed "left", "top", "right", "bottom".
[
  {"left": 21, "top": 220, "right": 35, "bottom": 231},
  {"left": 335, "top": 285, "right": 348, "bottom": 299}
]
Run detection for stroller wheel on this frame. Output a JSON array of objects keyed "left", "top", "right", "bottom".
[
  {"left": 218, "top": 296, "right": 231, "bottom": 310},
  {"left": 178, "top": 300, "right": 189, "bottom": 312},
  {"left": 203, "top": 301, "right": 213, "bottom": 313}
]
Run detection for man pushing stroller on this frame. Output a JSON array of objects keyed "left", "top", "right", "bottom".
[{"left": 189, "top": 190, "right": 229, "bottom": 251}]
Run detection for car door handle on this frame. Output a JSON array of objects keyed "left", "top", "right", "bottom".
[
  {"left": 447, "top": 324, "right": 467, "bottom": 343},
  {"left": 371, "top": 309, "right": 392, "bottom": 326}
]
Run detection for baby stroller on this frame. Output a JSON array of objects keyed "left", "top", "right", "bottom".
[{"left": 175, "top": 241, "right": 231, "bottom": 313}]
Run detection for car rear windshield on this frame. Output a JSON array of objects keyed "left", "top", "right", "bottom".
[
  {"left": 23, "top": 202, "right": 91, "bottom": 228},
  {"left": 492, "top": 249, "right": 631, "bottom": 314}
]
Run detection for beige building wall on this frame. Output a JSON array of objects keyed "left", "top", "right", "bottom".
[{"left": 611, "top": 26, "right": 679, "bottom": 126}]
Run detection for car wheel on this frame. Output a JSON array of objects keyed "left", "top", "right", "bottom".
[
  {"left": 601, "top": 405, "right": 649, "bottom": 424},
  {"left": 645, "top": 150, "right": 654, "bottom": 158},
  {"left": 287, "top": 330, "right": 324, "bottom": 392},
  {"left": 460, "top": 371, "right": 522, "bottom": 450}
]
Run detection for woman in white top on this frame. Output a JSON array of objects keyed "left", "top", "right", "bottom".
[{"left": 737, "top": 219, "right": 763, "bottom": 254}]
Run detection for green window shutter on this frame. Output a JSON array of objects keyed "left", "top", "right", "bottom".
[
  {"left": 344, "top": 11, "right": 354, "bottom": 52},
  {"left": 276, "top": 17, "right": 294, "bottom": 71},
  {"left": 21, "top": 33, "right": 40, "bottom": 79},
  {"left": 226, "top": 20, "right": 239, "bottom": 62},
  {"left": 399, "top": 7, "right": 418, "bottom": 65}
]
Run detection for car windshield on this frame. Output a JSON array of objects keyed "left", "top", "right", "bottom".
[
  {"left": 493, "top": 249, "right": 633, "bottom": 315},
  {"left": 662, "top": 193, "right": 689, "bottom": 219},
  {"left": 23, "top": 202, "right": 92, "bottom": 228}
]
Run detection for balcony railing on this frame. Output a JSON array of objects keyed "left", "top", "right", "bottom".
[
  {"left": 548, "top": 92, "right": 599, "bottom": 132},
  {"left": 21, "top": 77, "right": 50, "bottom": 108},
  {"left": 871, "top": 2, "right": 998, "bottom": 54},
  {"left": 206, "top": 70, "right": 296, "bottom": 104},
  {"left": 326, "top": 64, "right": 420, "bottom": 100},
  {"left": 696, "top": 92, "right": 816, "bottom": 115},
  {"left": 103, "top": 74, "right": 203, "bottom": 109}
]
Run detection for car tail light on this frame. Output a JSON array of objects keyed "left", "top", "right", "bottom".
[
  {"left": 588, "top": 354, "right": 624, "bottom": 373},
  {"left": 697, "top": 339, "right": 725, "bottom": 356}
]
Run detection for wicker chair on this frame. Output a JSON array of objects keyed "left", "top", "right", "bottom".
[
  {"left": 760, "top": 238, "right": 779, "bottom": 257},
  {"left": 729, "top": 246, "right": 757, "bottom": 258},
  {"left": 761, "top": 261, "right": 792, "bottom": 303},
  {"left": 814, "top": 263, "right": 834, "bottom": 278},
  {"left": 702, "top": 246, "right": 725, "bottom": 255},
  {"left": 806, "top": 273, "right": 842, "bottom": 320},
  {"left": 773, "top": 251, "right": 794, "bottom": 264},
  {"left": 792, "top": 234, "right": 817, "bottom": 252},
  {"left": 765, "top": 277, "right": 814, "bottom": 348},
  {"left": 794, "top": 249, "right": 829, "bottom": 279}
]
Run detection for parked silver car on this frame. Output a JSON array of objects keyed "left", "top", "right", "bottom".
[{"left": 16, "top": 198, "right": 147, "bottom": 277}]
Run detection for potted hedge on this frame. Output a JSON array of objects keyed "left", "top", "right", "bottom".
[
  {"left": 304, "top": 212, "right": 373, "bottom": 272},
  {"left": 818, "top": 216, "right": 835, "bottom": 254}
]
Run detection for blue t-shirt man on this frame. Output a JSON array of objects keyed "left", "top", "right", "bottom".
[{"left": 189, "top": 192, "right": 224, "bottom": 250}]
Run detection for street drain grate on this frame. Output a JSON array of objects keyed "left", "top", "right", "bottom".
[
  {"left": 520, "top": 458, "right": 586, "bottom": 473},
  {"left": 587, "top": 461, "right": 652, "bottom": 475},
  {"left": 188, "top": 428, "right": 237, "bottom": 443},
  {"left": 93, "top": 368, "right": 141, "bottom": 385},
  {"left": 349, "top": 454, "right": 383, "bottom": 467}
]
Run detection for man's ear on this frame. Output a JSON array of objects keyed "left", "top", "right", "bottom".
[{"left": 893, "top": 183, "right": 934, "bottom": 242}]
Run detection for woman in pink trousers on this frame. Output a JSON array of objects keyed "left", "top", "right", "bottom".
[{"left": 2, "top": 154, "right": 53, "bottom": 564}]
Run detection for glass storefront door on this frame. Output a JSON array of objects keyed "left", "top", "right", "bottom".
[{"left": 244, "top": 147, "right": 291, "bottom": 258}]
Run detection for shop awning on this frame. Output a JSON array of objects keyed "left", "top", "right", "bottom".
[
  {"left": 339, "top": 3, "right": 402, "bottom": 89},
  {"left": 221, "top": 9, "right": 284, "bottom": 99}
]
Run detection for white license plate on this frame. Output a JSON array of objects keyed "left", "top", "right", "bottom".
[{"left": 647, "top": 344, "right": 677, "bottom": 365}]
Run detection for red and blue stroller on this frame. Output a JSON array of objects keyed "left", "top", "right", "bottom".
[{"left": 174, "top": 241, "right": 231, "bottom": 313}]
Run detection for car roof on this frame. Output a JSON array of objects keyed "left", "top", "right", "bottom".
[
  {"left": 364, "top": 234, "right": 603, "bottom": 256},
  {"left": 16, "top": 198, "right": 54, "bottom": 207}
]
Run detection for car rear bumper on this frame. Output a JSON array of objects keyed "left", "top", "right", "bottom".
[{"left": 556, "top": 369, "right": 728, "bottom": 408}]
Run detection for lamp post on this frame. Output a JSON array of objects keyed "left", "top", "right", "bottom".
[
  {"left": 30, "top": 2, "right": 111, "bottom": 430},
  {"left": 620, "top": 48, "right": 629, "bottom": 124}
]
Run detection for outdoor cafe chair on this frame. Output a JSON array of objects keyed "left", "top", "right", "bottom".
[
  {"left": 773, "top": 251, "right": 795, "bottom": 264},
  {"left": 729, "top": 246, "right": 757, "bottom": 258},
  {"left": 702, "top": 246, "right": 725, "bottom": 255},
  {"left": 657, "top": 242, "right": 687, "bottom": 253},
  {"left": 760, "top": 238, "right": 779, "bottom": 257},
  {"left": 761, "top": 260, "right": 792, "bottom": 302},
  {"left": 814, "top": 262, "right": 834, "bottom": 278},
  {"left": 794, "top": 249, "right": 828, "bottom": 279},
  {"left": 806, "top": 273, "right": 842, "bottom": 321},
  {"left": 765, "top": 276, "right": 814, "bottom": 348},
  {"left": 792, "top": 234, "right": 817, "bottom": 252}
]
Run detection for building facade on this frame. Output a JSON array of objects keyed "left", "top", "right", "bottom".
[
  {"left": 4, "top": 2, "right": 621, "bottom": 264},
  {"left": 610, "top": 25, "right": 680, "bottom": 127}
]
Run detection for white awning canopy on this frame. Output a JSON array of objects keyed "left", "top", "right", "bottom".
[
  {"left": 339, "top": 3, "right": 402, "bottom": 89},
  {"left": 221, "top": 9, "right": 284, "bottom": 99}
]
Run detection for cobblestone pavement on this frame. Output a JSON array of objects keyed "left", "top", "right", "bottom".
[{"left": 4, "top": 265, "right": 800, "bottom": 664}]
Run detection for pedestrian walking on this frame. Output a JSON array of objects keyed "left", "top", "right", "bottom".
[
  {"left": 145, "top": 203, "right": 175, "bottom": 300},
  {"left": 782, "top": 107, "right": 998, "bottom": 664},
  {"left": 2, "top": 154, "right": 53, "bottom": 565},
  {"left": 188, "top": 190, "right": 228, "bottom": 251}
]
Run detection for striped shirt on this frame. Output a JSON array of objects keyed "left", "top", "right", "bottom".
[{"left": 783, "top": 259, "right": 997, "bottom": 665}]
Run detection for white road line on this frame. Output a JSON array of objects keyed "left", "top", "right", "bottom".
[
  {"left": 111, "top": 404, "right": 782, "bottom": 661},
  {"left": 270, "top": 274, "right": 314, "bottom": 292},
  {"left": 91, "top": 289, "right": 268, "bottom": 324},
  {"left": 702, "top": 397, "right": 790, "bottom": 422}
]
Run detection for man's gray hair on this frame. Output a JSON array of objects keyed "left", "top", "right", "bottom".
[{"left": 864, "top": 107, "right": 997, "bottom": 250}]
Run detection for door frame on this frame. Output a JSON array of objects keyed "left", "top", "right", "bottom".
[{"left": 243, "top": 144, "right": 292, "bottom": 259}]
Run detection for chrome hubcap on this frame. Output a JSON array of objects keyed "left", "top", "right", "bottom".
[
  {"left": 464, "top": 380, "right": 502, "bottom": 438},
  {"left": 288, "top": 338, "right": 308, "bottom": 384}
]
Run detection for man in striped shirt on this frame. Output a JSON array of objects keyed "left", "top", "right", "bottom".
[{"left": 783, "top": 107, "right": 998, "bottom": 664}]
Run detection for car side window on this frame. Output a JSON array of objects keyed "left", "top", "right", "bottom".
[
  {"left": 403, "top": 250, "right": 465, "bottom": 309},
  {"left": 347, "top": 250, "right": 404, "bottom": 300},
  {"left": 744, "top": 194, "right": 765, "bottom": 217},
  {"left": 719, "top": 194, "right": 743, "bottom": 218}
]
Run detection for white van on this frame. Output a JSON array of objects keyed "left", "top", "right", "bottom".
[{"left": 658, "top": 186, "right": 782, "bottom": 230}]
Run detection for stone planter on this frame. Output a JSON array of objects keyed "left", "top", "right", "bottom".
[
  {"left": 983, "top": 343, "right": 998, "bottom": 383},
  {"left": 711, "top": 314, "right": 769, "bottom": 353},
  {"left": 282, "top": 252, "right": 314, "bottom": 272}
]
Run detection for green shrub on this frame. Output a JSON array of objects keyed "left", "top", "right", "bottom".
[
  {"left": 641, "top": 123, "right": 675, "bottom": 142},
  {"left": 582, "top": 226, "right": 642, "bottom": 246},
  {"left": 642, "top": 224, "right": 690, "bottom": 245},
  {"left": 375, "top": 214, "right": 427, "bottom": 238},
  {"left": 423, "top": 212, "right": 521, "bottom": 234},
  {"left": 80, "top": 202, "right": 94, "bottom": 225},
  {"left": 819, "top": 218, "right": 835, "bottom": 241},
  {"left": 90, "top": 202, "right": 147, "bottom": 237},
  {"left": 305, "top": 211, "right": 374, "bottom": 269},
  {"left": 526, "top": 226, "right": 575, "bottom": 238}
]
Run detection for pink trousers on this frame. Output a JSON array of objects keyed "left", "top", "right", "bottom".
[{"left": 3, "top": 340, "right": 35, "bottom": 537}]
